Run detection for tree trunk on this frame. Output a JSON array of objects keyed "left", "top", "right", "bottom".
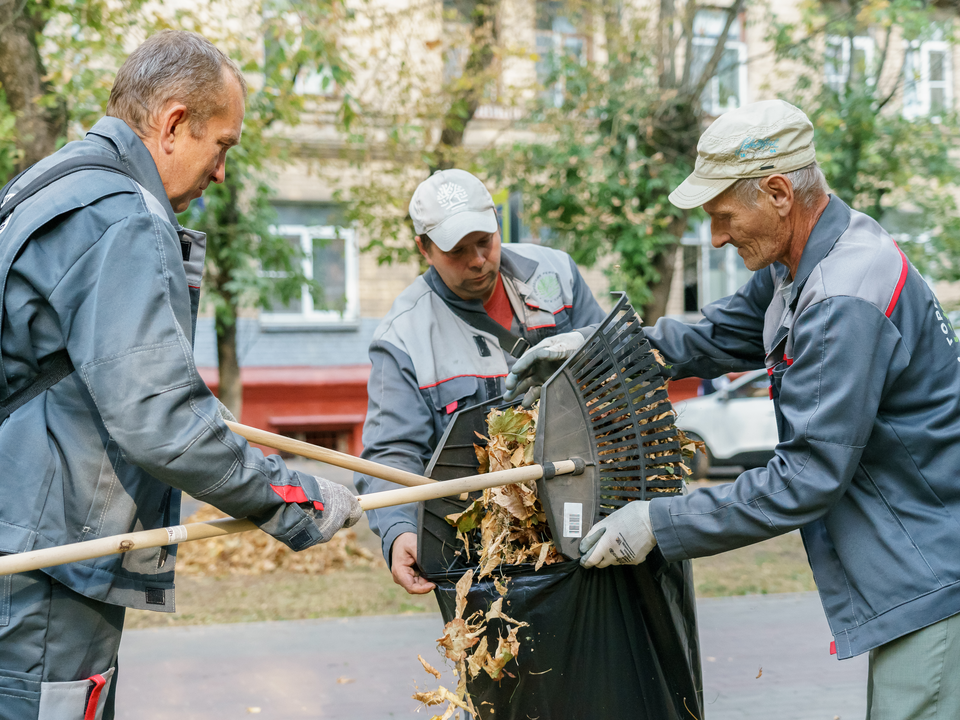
[
  {"left": 0, "top": 3, "right": 67, "bottom": 172},
  {"left": 215, "top": 312, "right": 243, "bottom": 421},
  {"left": 432, "top": 0, "right": 499, "bottom": 171}
]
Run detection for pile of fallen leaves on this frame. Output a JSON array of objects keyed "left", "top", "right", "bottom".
[{"left": 176, "top": 505, "right": 381, "bottom": 576}]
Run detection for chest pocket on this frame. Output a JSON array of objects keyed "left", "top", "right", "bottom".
[{"left": 425, "top": 375, "right": 481, "bottom": 419}]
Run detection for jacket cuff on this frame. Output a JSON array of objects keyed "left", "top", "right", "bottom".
[
  {"left": 649, "top": 496, "right": 689, "bottom": 562},
  {"left": 381, "top": 521, "right": 419, "bottom": 568}
]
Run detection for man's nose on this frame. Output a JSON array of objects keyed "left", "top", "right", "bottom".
[
  {"left": 468, "top": 247, "right": 485, "bottom": 267},
  {"left": 212, "top": 157, "right": 227, "bottom": 185},
  {"left": 710, "top": 225, "right": 729, "bottom": 248}
]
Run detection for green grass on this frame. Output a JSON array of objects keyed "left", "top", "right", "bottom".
[
  {"left": 692, "top": 530, "right": 816, "bottom": 597},
  {"left": 125, "top": 567, "right": 439, "bottom": 629},
  {"left": 125, "top": 532, "right": 814, "bottom": 629}
]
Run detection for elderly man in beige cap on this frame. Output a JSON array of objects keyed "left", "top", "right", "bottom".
[{"left": 510, "top": 99, "right": 960, "bottom": 718}]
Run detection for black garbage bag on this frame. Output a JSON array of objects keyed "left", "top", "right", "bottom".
[{"left": 428, "top": 552, "right": 702, "bottom": 720}]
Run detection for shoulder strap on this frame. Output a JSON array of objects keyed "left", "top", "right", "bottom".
[
  {"left": 0, "top": 155, "right": 133, "bottom": 422},
  {"left": 0, "top": 155, "right": 132, "bottom": 222},
  {"left": 443, "top": 301, "right": 531, "bottom": 358},
  {"left": 0, "top": 350, "right": 74, "bottom": 424}
]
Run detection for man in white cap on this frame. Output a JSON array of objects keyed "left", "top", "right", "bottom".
[
  {"left": 510, "top": 99, "right": 960, "bottom": 717},
  {"left": 353, "top": 168, "right": 606, "bottom": 592}
]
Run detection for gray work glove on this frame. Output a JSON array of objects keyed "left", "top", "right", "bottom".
[
  {"left": 503, "top": 331, "right": 585, "bottom": 407},
  {"left": 311, "top": 477, "right": 363, "bottom": 543},
  {"left": 215, "top": 398, "right": 237, "bottom": 422},
  {"left": 579, "top": 500, "right": 656, "bottom": 569}
]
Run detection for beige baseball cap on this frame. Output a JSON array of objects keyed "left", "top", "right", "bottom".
[
  {"left": 410, "top": 169, "right": 499, "bottom": 252},
  {"left": 669, "top": 100, "right": 818, "bottom": 210}
]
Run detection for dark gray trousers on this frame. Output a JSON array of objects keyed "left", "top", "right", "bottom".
[{"left": 0, "top": 570, "right": 124, "bottom": 720}]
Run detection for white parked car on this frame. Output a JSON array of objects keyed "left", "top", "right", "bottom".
[{"left": 673, "top": 369, "right": 779, "bottom": 479}]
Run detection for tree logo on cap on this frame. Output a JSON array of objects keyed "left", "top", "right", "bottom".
[{"left": 436, "top": 182, "right": 468, "bottom": 211}]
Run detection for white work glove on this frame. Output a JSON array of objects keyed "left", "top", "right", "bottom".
[
  {"left": 311, "top": 477, "right": 363, "bottom": 543},
  {"left": 579, "top": 500, "right": 656, "bottom": 569},
  {"left": 503, "top": 331, "right": 585, "bottom": 407}
]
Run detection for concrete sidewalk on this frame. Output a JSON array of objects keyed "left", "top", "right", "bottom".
[{"left": 115, "top": 591, "right": 866, "bottom": 720}]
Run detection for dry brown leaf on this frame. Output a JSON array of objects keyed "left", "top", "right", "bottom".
[
  {"left": 438, "top": 618, "right": 480, "bottom": 663},
  {"left": 419, "top": 654, "right": 442, "bottom": 680}
]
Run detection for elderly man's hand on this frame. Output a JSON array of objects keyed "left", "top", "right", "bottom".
[
  {"left": 312, "top": 477, "right": 363, "bottom": 543},
  {"left": 579, "top": 500, "right": 657, "bottom": 569},
  {"left": 503, "top": 331, "right": 585, "bottom": 407},
  {"left": 391, "top": 532, "right": 436, "bottom": 594}
]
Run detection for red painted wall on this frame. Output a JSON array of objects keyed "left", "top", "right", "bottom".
[{"left": 199, "top": 365, "right": 370, "bottom": 457}]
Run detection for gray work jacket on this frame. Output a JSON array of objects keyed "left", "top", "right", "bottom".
[
  {"left": 646, "top": 196, "right": 960, "bottom": 658},
  {"left": 0, "top": 118, "right": 330, "bottom": 611},
  {"left": 354, "top": 244, "right": 606, "bottom": 562}
]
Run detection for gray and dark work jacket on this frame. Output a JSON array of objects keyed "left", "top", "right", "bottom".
[
  {"left": 354, "top": 244, "right": 606, "bottom": 561},
  {"left": 0, "top": 118, "right": 332, "bottom": 611},
  {"left": 645, "top": 195, "right": 960, "bottom": 658}
]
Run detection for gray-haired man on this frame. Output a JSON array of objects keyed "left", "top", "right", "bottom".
[
  {"left": 513, "top": 99, "right": 960, "bottom": 717},
  {"left": 0, "top": 31, "right": 360, "bottom": 720}
]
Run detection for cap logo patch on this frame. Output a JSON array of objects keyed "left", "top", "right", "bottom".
[
  {"left": 436, "top": 182, "right": 469, "bottom": 211},
  {"left": 738, "top": 137, "right": 779, "bottom": 159}
]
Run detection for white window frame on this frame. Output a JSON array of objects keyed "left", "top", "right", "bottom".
[
  {"left": 903, "top": 37, "right": 953, "bottom": 120},
  {"left": 260, "top": 224, "right": 359, "bottom": 327},
  {"left": 691, "top": 11, "right": 748, "bottom": 116},
  {"left": 535, "top": 13, "right": 587, "bottom": 107},
  {"left": 824, "top": 35, "right": 875, "bottom": 93}
]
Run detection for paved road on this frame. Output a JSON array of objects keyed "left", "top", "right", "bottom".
[{"left": 116, "top": 591, "right": 866, "bottom": 720}]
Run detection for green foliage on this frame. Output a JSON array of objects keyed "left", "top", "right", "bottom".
[
  {"left": 767, "top": 0, "right": 960, "bottom": 294},
  {"left": 483, "top": 9, "right": 697, "bottom": 316}
]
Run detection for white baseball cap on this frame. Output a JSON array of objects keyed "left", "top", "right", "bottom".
[
  {"left": 409, "top": 169, "right": 499, "bottom": 252},
  {"left": 669, "top": 100, "right": 818, "bottom": 210}
]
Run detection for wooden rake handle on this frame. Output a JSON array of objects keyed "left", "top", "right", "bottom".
[
  {"left": 225, "top": 421, "right": 435, "bottom": 487},
  {"left": 0, "top": 460, "right": 581, "bottom": 577}
]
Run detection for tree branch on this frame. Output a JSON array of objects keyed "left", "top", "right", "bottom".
[{"left": 687, "top": 0, "right": 746, "bottom": 104}]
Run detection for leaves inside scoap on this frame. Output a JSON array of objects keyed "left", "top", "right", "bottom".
[{"left": 416, "top": 372, "right": 699, "bottom": 718}]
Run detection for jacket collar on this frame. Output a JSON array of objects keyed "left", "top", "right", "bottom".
[
  {"left": 784, "top": 194, "right": 852, "bottom": 308},
  {"left": 84, "top": 117, "right": 178, "bottom": 226}
]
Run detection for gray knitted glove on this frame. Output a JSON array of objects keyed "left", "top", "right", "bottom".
[
  {"left": 215, "top": 398, "right": 237, "bottom": 422},
  {"left": 312, "top": 477, "right": 363, "bottom": 543}
]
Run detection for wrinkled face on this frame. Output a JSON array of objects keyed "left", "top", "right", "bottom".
[
  {"left": 166, "top": 71, "right": 244, "bottom": 213},
  {"left": 420, "top": 229, "right": 502, "bottom": 302},
  {"left": 703, "top": 187, "right": 790, "bottom": 272}
]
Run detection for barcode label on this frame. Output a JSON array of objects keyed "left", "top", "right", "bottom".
[{"left": 563, "top": 502, "right": 583, "bottom": 538}]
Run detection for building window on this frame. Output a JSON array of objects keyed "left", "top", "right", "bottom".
[
  {"left": 262, "top": 204, "right": 359, "bottom": 326},
  {"left": 691, "top": 9, "right": 748, "bottom": 116},
  {"left": 681, "top": 219, "right": 754, "bottom": 309},
  {"left": 903, "top": 35, "right": 952, "bottom": 120},
  {"left": 535, "top": 0, "right": 587, "bottom": 107},
  {"left": 824, "top": 35, "right": 874, "bottom": 93}
]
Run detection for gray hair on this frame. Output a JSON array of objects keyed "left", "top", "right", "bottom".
[
  {"left": 729, "top": 161, "right": 829, "bottom": 209},
  {"left": 107, "top": 30, "right": 246, "bottom": 139}
]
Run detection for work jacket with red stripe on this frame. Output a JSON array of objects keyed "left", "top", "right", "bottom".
[
  {"left": 355, "top": 244, "right": 605, "bottom": 562},
  {"left": 646, "top": 195, "right": 960, "bottom": 659},
  {"left": 0, "top": 118, "right": 333, "bottom": 611}
]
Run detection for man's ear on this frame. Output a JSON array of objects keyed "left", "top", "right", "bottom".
[
  {"left": 156, "top": 103, "right": 190, "bottom": 156},
  {"left": 415, "top": 236, "right": 435, "bottom": 267},
  {"left": 762, "top": 175, "right": 794, "bottom": 217}
]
